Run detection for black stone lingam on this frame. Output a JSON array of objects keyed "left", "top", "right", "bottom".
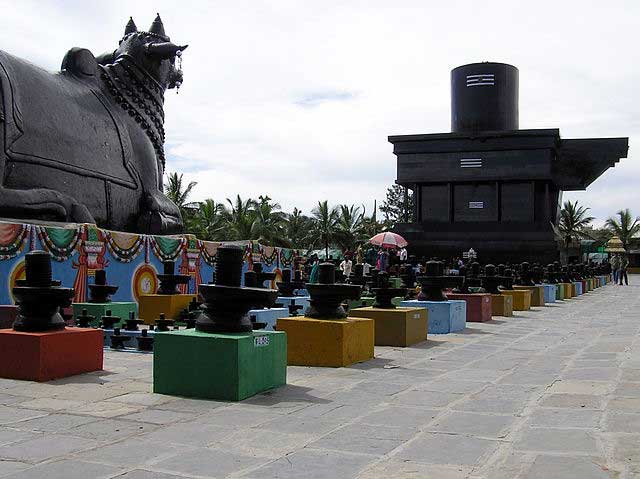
[
  {"left": 75, "top": 308, "right": 95, "bottom": 328},
  {"left": 252, "top": 262, "right": 276, "bottom": 289},
  {"left": 349, "top": 263, "right": 371, "bottom": 287},
  {"left": 124, "top": 311, "right": 143, "bottom": 331},
  {"left": 417, "top": 260, "right": 459, "bottom": 301},
  {"left": 453, "top": 265, "right": 471, "bottom": 294},
  {"left": 371, "top": 271, "right": 406, "bottom": 309},
  {"left": 136, "top": 329, "right": 154, "bottom": 352},
  {"left": 100, "top": 310, "right": 121, "bottom": 329},
  {"left": 110, "top": 328, "right": 130, "bottom": 349},
  {"left": 12, "top": 250, "right": 75, "bottom": 332},
  {"left": 88, "top": 269, "right": 118, "bottom": 303},
  {"left": 518, "top": 262, "right": 535, "bottom": 286},
  {"left": 196, "top": 245, "right": 278, "bottom": 333},
  {"left": 497, "top": 265, "right": 515, "bottom": 290},
  {"left": 305, "top": 263, "right": 361, "bottom": 319},
  {"left": 276, "top": 269, "right": 305, "bottom": 297},
  {"left": 531, "top": 264, "right": 544, "bottom": 285},
  {"left": 157, "top": 261, "right": 190, "bottom": 295},
  {"left": 465, "top": 262, "right": 484, "bottom": 289},
  {"left": 479, "top": 264, "right": 502, "bottom": 294},
  {"left": 155, "top": 313, "right": 174, "bottom": 332},
  {"left": 545, "top": 263, "right": 558, "bottom": 284}
]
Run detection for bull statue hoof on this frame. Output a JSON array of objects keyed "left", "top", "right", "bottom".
[{"left": 137, "top": 192, "right": 183, "bottom": 235}]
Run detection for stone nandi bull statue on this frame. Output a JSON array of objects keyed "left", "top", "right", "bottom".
[{"left": 0, "top": 15, "right": 187, "bottom": 234}]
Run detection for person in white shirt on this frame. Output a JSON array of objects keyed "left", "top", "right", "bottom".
[
  {"left": 399, "top": 248, "right": 408, "bottom": 262},
  {"left": 340, "top": 257, "right": 353, "bottom": 278}
]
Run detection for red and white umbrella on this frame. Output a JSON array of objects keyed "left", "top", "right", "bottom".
[{"left": 369, "top": 232, "right": 408, "bottom": 249}]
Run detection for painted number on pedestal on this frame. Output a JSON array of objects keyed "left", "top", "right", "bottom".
[
  {"left": 254, "top": 336, "right": 270, "bottom": 347},
  {"left": 413, "top": 313, "right": 422, "bottom": 319}
]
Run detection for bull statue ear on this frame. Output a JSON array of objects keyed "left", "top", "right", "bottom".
[
  {"left": 149, "top": 13, "right": 166, "bottom": 37},
  {"left": 124, "top": 17, "right": 137, "bottom": 36}
]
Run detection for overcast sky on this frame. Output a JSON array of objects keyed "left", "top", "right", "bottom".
[{"left": 1, "top": 0, "right": 636, "bottom": 224}]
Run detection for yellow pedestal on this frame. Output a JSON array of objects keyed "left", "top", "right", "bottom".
[
  {"left": 560, "top": 283, "right": 573, "bottom": 299},
  {"left": 491, "top": 294, "right": 513, "bottom": 317},
  {"left": 569, "top": 283, "right": 577, "bottom": 297},
  {"left": 500, "top": 289, "right": 531, "bottom": 311},
  {"left": 514, "top": 285, "right": 545, "bottom": 307},
  {"left": 348, "top": 307, "right": 427, "bottom": 347},
  {"left": 138, "top": 294, "right": 197, "bottom": 325},
  {"left": 276, "top": 316, "right": 374, "bottom": 367}
]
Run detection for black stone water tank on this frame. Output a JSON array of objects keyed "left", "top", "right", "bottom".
[{"left": 451, "top": 62, "right": 519, "bottom": 133}]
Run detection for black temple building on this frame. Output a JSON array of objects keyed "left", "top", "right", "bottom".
[{"left": 390, "top": 62, "right": 628, "bottom": 263}]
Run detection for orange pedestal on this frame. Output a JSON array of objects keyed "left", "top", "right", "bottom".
[{"left": 0, "top": 328, "right": 103, "bottom": 382}]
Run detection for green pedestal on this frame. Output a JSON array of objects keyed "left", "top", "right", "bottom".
[
  {"left": 347, "top": 297, "right": 376, "bottom": 310},
  {"left": 72, "top": 302, "right": 138, "bottom": 327},
  {"left": 153, "top": 329, "right": 287, "bottom": 401},
  {"left": 555, "top": 284, "right": 565, "bottom": 300},
  {"left": 389, "top": 277, "right": 403, "bottom": 288}
]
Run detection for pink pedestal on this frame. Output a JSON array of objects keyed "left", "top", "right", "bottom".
[{"left": 445, "top": 293, "right": 492, "bottom": 322}]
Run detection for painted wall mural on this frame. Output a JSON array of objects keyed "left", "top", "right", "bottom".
[{"left": 0, "top": 221, "right": 297, "bottom": 306}]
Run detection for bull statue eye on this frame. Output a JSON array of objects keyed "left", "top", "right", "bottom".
[{"left": 176, "top": 50, "right": 182, "bottom": 58}]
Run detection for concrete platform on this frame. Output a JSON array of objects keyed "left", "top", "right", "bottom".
[
  {"left": 71, "top": 302, "right": 137, "bottom": 328},
  {"left": 542, "top": 284, "right": 557, "bottom": 303},
  {"left": 446, "top": 293, "right": 492, "bottom": 323},
  {"left": 276, "top": 316, "right": 375, "bottom": 367},
  {"left": 491, "top": 293, "right": 513, "bottom": 317},
  {"left": 249, "top": 307, "right": 289, "bottom": 331},
  {"left": 573, "top": 282, "right": 583, "bottom": 296},
  {"left": 138, "top": 294, "right": 197, "bottom": 324},
  {"left": 0, "top": 327, "right": 103, "bottom": 381},
  {"left": 348, "top": 307, "right": 428, "bottom": 347},
  {"left": 500, "top": 289, "right": 532, "bottom": 311},
  {"left": 0, "top": 279, "right": 633, "bottom": 478},
  {"left": 400, "top": 300, "right": 466, "bottom": 334},
  {"left": 514, "top": 285, "right": 545, "bottom": 307},
  {"left": 154, "top": 329, "right": 287, "bottom": 401}
]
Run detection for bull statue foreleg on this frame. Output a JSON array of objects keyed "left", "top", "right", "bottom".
[{"left": 0, "top": 187, "right": 95, "bottom": 224}]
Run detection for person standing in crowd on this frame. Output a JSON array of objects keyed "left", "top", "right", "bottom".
[
  {"left": 309, "top": 254, "right": 320, "bottom": 284},
  {"left": 619, "top": 254, "right": 629, "bottom": 286},
  {"left": 399, "top": 247, "right": 408, "bottom": 263},
  {"left": 611, "top": 254, "right": 620, "bottom": 284},
  {"left": 339, "top": 256, "right": 353, "bottom": 279}
]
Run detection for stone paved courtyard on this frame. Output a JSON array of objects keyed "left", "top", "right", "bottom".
[{"left": 0, "top": 279, "right": 638, "bottom": 478}]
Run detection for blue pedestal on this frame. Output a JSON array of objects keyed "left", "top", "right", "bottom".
[
  {"left": 400, "top": 300, "right": 466, "bottom": 334},
  {"left": 573, "top": 282, "right": 583, "bottom": 295},
  {"left": 102, "top": 329, "right": 155, "bottom": 348},
  {"left": 249, "top": 308, "right": 289, "bottom": 331},
  {"left": 542, "top": 284, "right": 557, "bottom": 303},
  {"left": 276, "top": 296, "right": 311, "bottom": 315}
]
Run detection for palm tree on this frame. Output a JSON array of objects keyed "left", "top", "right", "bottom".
[
  {"left": 335, "top": 204, "right": 364, "bottom": 252},
  {"left": 164, "top": 172, "right": 197, "bottom": 209},
  {"left": 283, "top": 207, "right": 313, "bottom": 249},
  {"left": 223, "top": 195, "right": 258, "bottom": 240},
  {"left": 556, "top": 200, "right": 595, "bottom": 261},
  {"left": 310, "top": 200, "right": 340, "bottom": 259},
  {"left": 254, "top": 195, "right": 287, "bottom": 246},
  {"left": 192, "top": 199, "right": 226, "bottom": 241},
  {"left": 605, "top": 209, "right": 640, "bottom": 250}
]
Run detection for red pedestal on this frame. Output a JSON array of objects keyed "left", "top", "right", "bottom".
[
  {"left": 446, "top": 293, "right": 493, "bottom": 322},
  {"left": 0, "top": 328, "right": 103, "bottom": 382},
  {"left": 581, "top": 280, "right": 588, "bottom": 293},
  {"left": 0, "top": 306, "right": 18, "bottom": 329}
]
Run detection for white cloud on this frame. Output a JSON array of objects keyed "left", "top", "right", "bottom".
[{"left": 1, "top": 0, "right": 637, "bottom": 222}]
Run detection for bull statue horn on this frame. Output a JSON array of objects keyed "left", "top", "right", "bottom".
[
  {"left": 149, "top": 13, "right": 166, "bottom": 37},
  {"left": 145, "top": 42, "right": 187, "bottom": 59},
  {"left": 124, "top": 17, "right": 137, "bottom": 36}
]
